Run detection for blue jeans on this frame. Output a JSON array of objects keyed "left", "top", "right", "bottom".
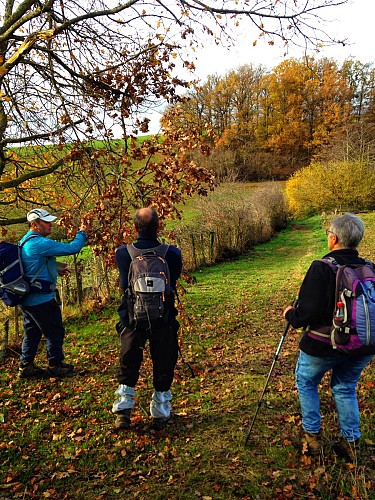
[
  {"left": 295, "top": 350, "right": 373, "bottom": 441},
  {"left": 20, "top": 299, "right": 66, "bottom": 366}
]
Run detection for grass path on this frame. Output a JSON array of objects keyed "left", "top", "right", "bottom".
[{"left": 1, "top": 215, "right": 375, "bottom": 499}]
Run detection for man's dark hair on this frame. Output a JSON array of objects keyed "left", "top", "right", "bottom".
[{"left": 134, "top": 208, "right": 159, "bottom": 235}]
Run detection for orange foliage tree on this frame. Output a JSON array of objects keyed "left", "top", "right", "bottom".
[
  {"left": 167, "top": 57, "right": 375, "bottom": 180},
  {"left": 261, "top": 57, "right": 352, "bottom": 156}
]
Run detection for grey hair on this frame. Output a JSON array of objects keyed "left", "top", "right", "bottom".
[
  {"left": 133, "top": 207, "right": 159, "bottom": 235},
  {"left": 330, "top": 213, "right": 364, "bottom": 249}
]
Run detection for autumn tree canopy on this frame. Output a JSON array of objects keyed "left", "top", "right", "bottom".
[
  {"left": 169, "top": 57, "right": 375, "bottom": 181},
  {"left": 0, "top": 0, "right": 349, "bottom": 250}
]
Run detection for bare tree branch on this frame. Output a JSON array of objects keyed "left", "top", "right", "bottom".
[
  {"left": 0, "top": 119, "right": 84, "bottom": 145},
  {"left": 0, "top": 156, "right": 65, "bottom": 189}
]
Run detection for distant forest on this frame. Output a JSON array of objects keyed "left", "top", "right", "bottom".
[{"left": 162, "top": 57, "right": 375, "bottom": 181}]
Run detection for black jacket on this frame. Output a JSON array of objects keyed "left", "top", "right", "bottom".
[{"left": 286, "top": 248, "right": 369, "bottom": 357}]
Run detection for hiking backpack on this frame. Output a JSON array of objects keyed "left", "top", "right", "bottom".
[
  {"left": 0, "top": 235, "right": 55, "bottom": 307},
  {"left": 126, "top": 244, "right": 172, "bottom": 325},
  {"left": 309, "top": 257, "right": 375, "bottom": 354}
]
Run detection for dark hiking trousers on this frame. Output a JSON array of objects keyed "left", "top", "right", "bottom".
[
  {"left": 117, "top": 319, "right": 179, "bottom": 392},
  {"left": 20, "top": 298, "right": 66, "bottom": 366}
]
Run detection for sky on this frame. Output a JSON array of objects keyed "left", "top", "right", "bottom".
[
  {"left": 147, "top": 0, "right": 374, "bottom": 133},
  {"left": 193, "top": 0, "right": 374, "bottom": 80}
]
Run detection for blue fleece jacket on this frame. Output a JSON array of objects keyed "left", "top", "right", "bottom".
[{"left": 19, "top": 230, "right": 87, "bottom": 306}]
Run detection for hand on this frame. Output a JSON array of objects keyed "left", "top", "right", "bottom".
[
  {"left": 282, "top": 305, "right": 294, "bottom": 319},
  {"left": 115, "top": 321, "right": 126, "bottom": 336},
  {"left": 79, "top": 219, "right": 92, "bottom": 232}
]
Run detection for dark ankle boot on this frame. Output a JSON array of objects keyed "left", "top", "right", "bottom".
[{"left": 332, "top": 437, "right": 360, "bottom": 461}]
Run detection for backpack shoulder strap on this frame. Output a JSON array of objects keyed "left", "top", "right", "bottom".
[
  {"left": 317, "top": 257, "right": 340, "bottom": 273},
  {"left": 127, "top": 243, "right": 170, "bottom": 260},
  {"left": 13, "top": 235, "right": 40, "bottom": 278},
  {"left": 320, "top": 257, "right": 375, "bottom": 275},
  {"left": 18, "top": 234, "right": 40, "bottom": 248},
  {"left": 154, "top": 244, "right": 169, "bottom": 259},
  {"left": 127, "top": 243, "right": 138, "bottom": 260},
  {"left": 317, "top": 258, "right": 343, "bottom": 309},
  {"left": 364, "top": 258, "right": 375, "bottom": 272},
  {"left": 18, "top": 234, "right": 54, "bottom": 284}
]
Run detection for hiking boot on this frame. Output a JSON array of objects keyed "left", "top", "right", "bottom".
[
  {"left": 333, "top": 437, "right": 360, "bottom": 461},
  {"left": 18, "top": 362, "right": 47, "bottom": 379},
  {"left": 291, "top": 431, "right": 322, "bottom": 456},
  {"left": 114, "top": 409, "right": 131, "bottom": 430},
  {"left": 152, "top": 415, "right": 172, "bottom": 431},
  {"left": 47, "top": 362, "right": 74, "bottom": 378}
]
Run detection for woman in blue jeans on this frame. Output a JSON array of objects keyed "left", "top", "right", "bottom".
[{"left": 283, "top": 213, "right": 374, "bottom": 460}]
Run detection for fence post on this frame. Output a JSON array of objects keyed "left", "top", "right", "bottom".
[
  {"left": 200, "top": 234, "right": 206, "bottom": 266},
  {"left": 0, "top": 318, "right": 9, "bottom": 359},
  {"left": 209, "top": 231, "right": 215, "bottom": 262},
  {"left": 74, "top": 254, "right": 83, "bottom": 306},
  {"left": 191, "top": 234, "right": 197, "bottom": 269},
  {"left": 14, "top": 306, "right": 21, "bottom": 340},
  {"left": 101, "top": 257, "right": 111, "bottom": 300}
]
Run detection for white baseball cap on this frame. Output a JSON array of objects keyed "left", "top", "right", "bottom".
[{"left": 27, "top": 208, "right": 58, "bottom": 223}]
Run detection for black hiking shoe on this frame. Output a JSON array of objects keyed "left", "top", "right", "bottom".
[
  {"left": 152, "top": 415, "right": 172, "bottom": 431},
  {"left": 18, "top": 362, "right": 48, "bottom": 379},
  {"left": 291, "top": 431, "right": 322, "bottom": 456},
  {"left": 332, "top": 437, "right": 360, "bottom": 462},
  {"left": 114, "top": 409, "right": 131, "bottom": 430},
  {"left": 47, "top": 362, "right": 74, "bottom": 378}
]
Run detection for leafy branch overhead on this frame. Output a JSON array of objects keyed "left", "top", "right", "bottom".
[{"left": 0, "top": 0, "right": 348, "bottom": 252}]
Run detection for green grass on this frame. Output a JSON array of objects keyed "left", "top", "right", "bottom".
[{"left": 1, "top": 214, "right": 375, "bottom": 499}]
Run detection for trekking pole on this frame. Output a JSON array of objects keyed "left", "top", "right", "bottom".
[
  {"left": 244, "top": 297, "right": 298, "bottom": 446},
  {"left": 178, "top": 344, "right": 196, "bottom": 378}
]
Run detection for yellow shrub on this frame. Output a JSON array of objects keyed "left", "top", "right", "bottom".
[{"left": 285, "top": 161, "right": 375, "bottom": 217}]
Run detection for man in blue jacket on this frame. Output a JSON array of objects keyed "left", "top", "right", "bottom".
[
  {"left": 112, "top": 207, "right": 182, "bottom": 430},
  {"left": 18, "top": 208, "right": 90, "bottom": 379}
]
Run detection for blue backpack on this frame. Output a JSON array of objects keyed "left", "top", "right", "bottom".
[
  {"left": 309, "top": 258, "right": 375, "bottom": 355},
  {"left": 0, "top": 235, "right": 55, "bottom": 307}
]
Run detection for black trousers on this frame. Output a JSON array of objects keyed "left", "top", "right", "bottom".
[{"left": 117, "top": 318, "right": 179, "bottom": 392}]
